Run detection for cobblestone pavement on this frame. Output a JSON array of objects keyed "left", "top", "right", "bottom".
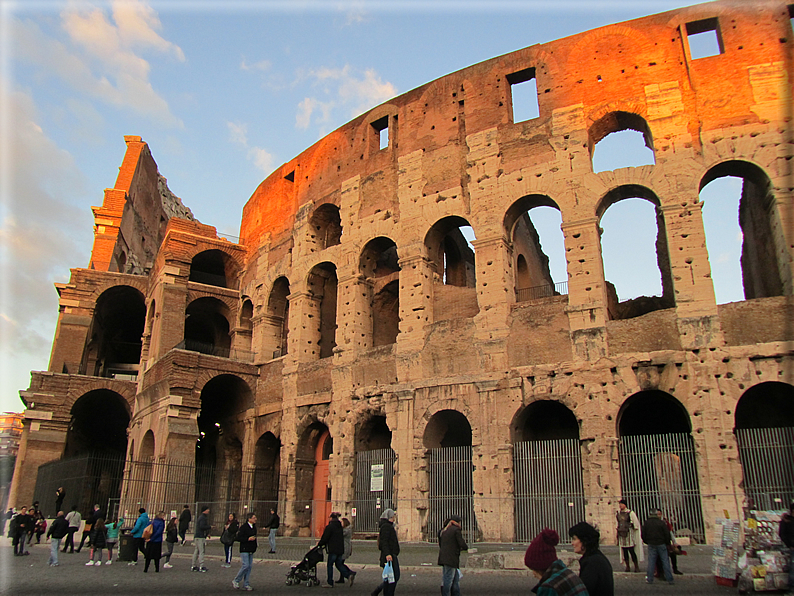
[{"left": 1, "top": 537, "right": 747, "bottom": 595}]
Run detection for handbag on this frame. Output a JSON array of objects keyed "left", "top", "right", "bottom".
[
  {"left": 142, "top": 523, "right": 154, "bottom": 541},
  {"left": 220, "top": 529, "right": 234, "bottom": 545},
  {"left": 382, "top": 561, "right": 396, "bottom": 584}
]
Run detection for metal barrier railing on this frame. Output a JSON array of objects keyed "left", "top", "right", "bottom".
[{"left": 515, "top": 281, "right": 568, "bottom": 302}]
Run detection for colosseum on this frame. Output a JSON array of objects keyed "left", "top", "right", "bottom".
[{"left": 9, "top": 0, "right": 794, "bottom": 545}]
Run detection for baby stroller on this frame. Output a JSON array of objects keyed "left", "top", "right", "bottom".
[{"left": 285, "top": 545, "right": 324, "bottom": 586}]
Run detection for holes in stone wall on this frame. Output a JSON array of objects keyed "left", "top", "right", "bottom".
[
  {"left": 685, "top": 17, "right": 724, "bottom": 59},
  {"left": 506, "top": 67, "right": 539, "bottom": 123}
]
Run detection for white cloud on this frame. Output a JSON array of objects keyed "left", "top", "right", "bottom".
[
  {"left": 240, "top": 57, "right": 272, "bottom": 72},
  {"left": 0, "top": 87, "right": 92, "bottom": 412},
  {"left": 13, "top": 0, "right": 183, "bottom": 127},
  {"left": 296, "top": 64, "right": 396, "bottom": 134},
  {"left": 227, "top": 121, "right": 275, "bottom": 175}
]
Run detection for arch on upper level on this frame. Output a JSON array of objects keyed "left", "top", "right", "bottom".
[
  {"left": 189, "top": 248, "right": 240, "bottom": 289},
  {"left": 589, "top": 111, "right": 656, "bottom": 173},
  {"left": 596, "top": 184, "right": 675, "bottom": 320},
  {"left": 308, "top": 203, "right": 342, "bottom": 252},
  {"left": 360, "top": 236, "right": 400, "bottom": 348}
]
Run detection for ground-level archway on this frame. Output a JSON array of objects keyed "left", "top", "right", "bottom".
[
  {"left": 423, "top": 409, "right": 475, "bottom": 542},
  {"left": 512, "top": 400, "right": 584, "bottom": 542},
  {"left": 734, "top": 381, "right": 794, "bottom": 510},
  {"left": 617, "top": 390, "right": 705, "bottom": 543},
  {"left": 353, "top": 415, "right": 395, "bottom": 533}
]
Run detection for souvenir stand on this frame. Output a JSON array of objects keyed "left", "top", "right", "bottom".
[{"left": 736, "top": 510, "right": 790, "bottom": 594}]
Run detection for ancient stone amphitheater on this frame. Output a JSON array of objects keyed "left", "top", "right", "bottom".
[{"left": 11, "top": 0, "right": 793, "bottom": 544}]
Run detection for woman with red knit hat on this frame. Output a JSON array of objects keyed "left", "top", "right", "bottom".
[{"left": 524, "top": 528, "right": 589, "bottom": 596}]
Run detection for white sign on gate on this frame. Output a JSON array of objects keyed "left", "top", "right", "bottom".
[{"left": 370, "top": 463, "right": 384, "bottom": 492}]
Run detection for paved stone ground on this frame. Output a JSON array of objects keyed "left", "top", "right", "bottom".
[{"left": 0, "top": 536, "right": 750, "bottom": 595}]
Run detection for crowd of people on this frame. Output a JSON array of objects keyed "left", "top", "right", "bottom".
[{"left": 8, "top": 492, "right": 794, "bottom": 595}]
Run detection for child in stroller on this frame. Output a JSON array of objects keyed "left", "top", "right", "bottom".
[{"left": 286, "top": 545, "right": 324, "bottom": 586}]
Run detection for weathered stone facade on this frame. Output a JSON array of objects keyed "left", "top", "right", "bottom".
[{"left": 10, "top": 1, "right": 794, "bottom": 544}]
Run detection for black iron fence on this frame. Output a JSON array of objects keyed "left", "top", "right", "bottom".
[{"left": 515, "top": 281, "right": 569, "bottom": 302}]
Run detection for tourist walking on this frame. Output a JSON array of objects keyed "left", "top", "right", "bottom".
[
  {"left": 191, "top": 505, "right": 211, "bottom": 572},
  {"left": 641, "top": 508, "right": 674, "bottom": 585},
  {"left": 144, "top": 511, "right": 165, "bottom": 573},
  {"left": 336, "top": 517, "right": 356, "bottom": 585},
  {"left": 105, "top": 516, "right": 124, "bottom": 564},
  {"left": 266, "top": 507, "right": 280, "bottom": 553},
  {"left": 318, "top": 511, "right": 351, "bottom": 588},
  {"left": 128, "top": 507, "right": 150, "bottom": 566},
  {"left": 86, "top": 518, "right": 107, "bottom": 565},
  {"left": 46, "top": 510, "right": 69, "bottom": 566},
  {"left": 524, "top": 528, "right": 588, "bottom": 596},
  {"left": 780, "top": 501, "right": 794, "bottom": 593},
  {"left": 615, "top": 499, "right": 642, "bottom": 572},
  {"left": 438, "top": 515, "right": 468, "bottom": 596},
  {"left": 371, "top": 508, "right": 400, "bottom": 596},
  {"left": 569, "top": 521, "right": 614, "bottom": 596},
  {"left": 63, "top": 505, "right": 81, "bottom": 553},
  {"left": 76, "top": 504, "right": 100, "bottom": 553},
  {"left": 11, "top": 506, "right": 31, "bottom": 556},
  {"left": 221, "top": 512, "right": 239, "bottom": 567},
  {"left": 654, "top": 511, "right": 683, "bottom": 577},
  {"left": 178, "top": 505, "right": 191, "bottom": 545},
  {"left": 163, "top": 517, "right": 178, "bottom": 568},
  {"left": 232, "top": 512, "right": 257, "bottom": 591}
]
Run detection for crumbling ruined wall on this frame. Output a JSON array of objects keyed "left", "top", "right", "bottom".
[{"left": 11, "top": 1, "right": 794, "bottom": 541}]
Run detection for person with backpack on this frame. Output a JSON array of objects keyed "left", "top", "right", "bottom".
[
  {"left": 220, "top": 512, "right": 239, "bottom": 567},
  {"left": 128, "top": 508, "right": 150, "bottom": 566},
  {"left": 143, "top": 511, "right": 165, "bottom": 573}
]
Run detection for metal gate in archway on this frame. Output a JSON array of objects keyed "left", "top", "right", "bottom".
[
  {"left": 618, "top": 432, "right": 705, "bottom": 543},
  {"left": 735, "top": 427, "right": 794, "bottom": 510},
  {"left": 514, "top": 438, "right": 585, "bottom": 542},
  {"left": 353, "top": 448, "right": 396, "bottom": 533},
  {"left": 428, "top": 446, "right": 476, "bottom": 543}
]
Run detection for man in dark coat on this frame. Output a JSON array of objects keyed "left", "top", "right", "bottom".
[
  {"left": 11, "top": 506, "right": 30, "bottom": 556},
  {"left": 372, "top": 509, "right": 400, "bottom": 596},
  {"left": 569, "top": 521, "right": 614, "bottom": 596},
  {"left": 318, "top": 512, "right": 351, "bottom": 587},
  {"left": 641, "top": 508, "right": 673, "bottom": 585},
  {"left": 55, "top": 488, "right": 66, "bottom": 514},
  {"left": 438, "top": 515, "right": 468, "bottom": 596},
  {"left": 232, "top": 513, "right": 257, "bottom": 591},
  {"left": 178, "top": 505, "right": 191, "bottom": 545},
  {"left": 47, "top": 511, "right": 70, "bottom": 566}
]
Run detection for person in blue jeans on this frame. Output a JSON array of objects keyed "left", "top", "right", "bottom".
[
  {"left": 641, "top": 508, "right": 674, "bottom": 585},
  {"left": 318, "top": 512, "right": 351, "bottom": 588},
  {"left": 233, "top": 513, "right": 257, "bottom": 591}
]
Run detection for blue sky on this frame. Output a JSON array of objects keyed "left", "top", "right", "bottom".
[{"left": 1, "top": 0, "right": 745, "bottom": 414}]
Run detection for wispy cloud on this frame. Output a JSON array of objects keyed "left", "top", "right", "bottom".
[
  {"left": 296, "top": 64, "right": 396, "bottom": 134},
  {"left": 13, "top": 0, "right": 184, "bottom": 127},
  {"left": 240, "top": 57, "right": 272, "bottom": 72},
  {"left": 227, "top": 121, "right": 276, "bottom": 175}
]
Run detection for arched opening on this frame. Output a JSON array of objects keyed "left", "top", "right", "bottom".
[
  {"left": 63, "top": 390, "right": 131, "bottom": 458},
  {"left": 294, "top": 422, "right": 331, "bottom": 537},
  {"left": 700, "top": 161, "right": 787, "bottom": 302},
  {"left": 251, "top": 432, "right": 281, "bottom": 510},
  {"left": 423, "top": 410, "right": 475, "bottom": 542},
  {"left": 189, "top": 249, "right": 238, "bottom": 289},
  {"left": 307, "top": 263, "right": 338, "bottom": 359},
  {"left": 308, "top": 203, "right": 342, "bottom": 251},
  {"left": 360, "top": 237, "right": 401, "bottom": 348},
  {"left": 354, "top": 415, "right": 395, "bottom": 533},
  {"left": 195, "top": 375, "right": 253, "bottom": 520},
  {"left": 139, "top": 430, "right": 155, "bottom": 461},
  {"left": 184, "top": 297, "right": 232, "bottom": 357},
  {"left": 590, "top": 111, "right": 655, "bottom": 173},
  {"left": 512, "top": 401, "right": 584, "bottom": 541},
  {"left": 504, "top": 196, "right": 567, "bottom": 301},
  {"left": 617, "top": 391, "right": 704, "bottom": 542},
  {"left": 81, "top": 286, "right": 145, "bottom": 379},
  {"left": 264, "top": 277, "right": 290, "bottom": 359},
  {"left": 734, "top": 382, "right": 794, "bottom": 509},
  {"left": 425, "top": 218, "right": 478, "bottom": 321},
  {"left": 598, "top": 187, "right": 675, "bottom": 320}
]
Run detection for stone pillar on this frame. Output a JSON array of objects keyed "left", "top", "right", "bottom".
[
  {"left": 395, "top": 250, "right": 434, "bottom": 383},
  {"left": 336, "top": 273, "right": 372, "bottom": 358},
  {"left": 390, "top": 390, "right": 418, "bottom": 541},
  {"left": 287, "top": 290, "right": 321, "bottom": 364},
  {"left": 470, "top": 235, "right": 513, "bottom": 364},
  {"left": 562, "top": 218, "right": 609, "bottom": 360}
]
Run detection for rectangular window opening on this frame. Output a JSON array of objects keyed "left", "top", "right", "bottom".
[
  {"left": 685, "top": 17, "right": 723, "bottom": 59},
  {"left": 371, "top": 116, "right": 389, "bottom": 150},
  {"left": 789, "top": 5, "right": 794, "bottom": 33},
  {"left": 506, "top": 67, "right": 539, "bottom": 123}
]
